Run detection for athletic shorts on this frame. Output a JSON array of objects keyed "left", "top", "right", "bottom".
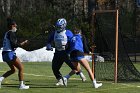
[
  {"left": 2, "top": 51, "right": 16, "bottom": 62},
  {"left": 70, "top": 50, "right": 84, "bottom": 62}
]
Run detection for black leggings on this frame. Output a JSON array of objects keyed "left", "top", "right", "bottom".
[{"left": 52, "top": 50, "right": 75, "bottom": 80}]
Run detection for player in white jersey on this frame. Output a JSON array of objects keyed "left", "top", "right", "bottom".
[
  {"left": 46, "top": 18, "right": 86, "bottom": 86},
  {"left": 0, "top": 18, "right": 29, "bottom": 89}
]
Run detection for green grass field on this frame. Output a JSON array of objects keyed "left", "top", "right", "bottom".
[{"left": 0, "top": 62, "right": 140, "bottom": 93}]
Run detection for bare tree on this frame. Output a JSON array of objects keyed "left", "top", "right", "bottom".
[
  {"left": 5, "top": 0, "right": 10, "bottom": 17},
  {"left": 0, "top": 0, "right": 5, "bottom": 13},
  {"left": 0, "top": 0, "right": 11, "bottom": 17}
]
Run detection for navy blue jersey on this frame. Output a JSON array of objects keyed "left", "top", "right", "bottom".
[
  {"left": 3, "top": 31, "right": 21, "bottom": 51},
  {"left": 46, "top": 30, "right": 73, "bottom": 52}
]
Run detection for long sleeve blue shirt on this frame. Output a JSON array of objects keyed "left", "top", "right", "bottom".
[{"left": 69, "top": 34, "right": 84, "bottom": 53}]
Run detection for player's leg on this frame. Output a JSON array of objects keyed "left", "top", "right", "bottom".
[
  {"left": 64, "top": 50, "right": 86, "bottom": 82},
  {"left": 76, "top": 63, "right": 86, "bottom": 82},
  {"left": 64, "top": 62, "right": 79, "bottom": 79},
  {"left": 53, "top": 60, "right": 65, "bottom": 86},
  {"left": 52, "top": 55, "right": 63, "bottom": 79},
  {"left": 13, "top": 57, "right": 29, "bottom": 89},
  {"left": 1, "top": 62, "right": 16, "bottom": 78},
  {"left": 64, "top": 53, "right": 78, "bottom": 79},
  {"left": 79, "top": 58, "right": 102, "bottom": 88},
  {"left": 64, "top": 62, "right": 86, "bottom": 81},
  {"left": 0, "top": 51, "right": 16, "bottom": 88},
  {"left": 52, "top": 52, "right": 65, "bottom": 86},
  {"left": 0, "top": 61, "right": 16, "bottom": 88}
]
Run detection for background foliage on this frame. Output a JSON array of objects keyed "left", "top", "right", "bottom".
[{"left": 0, "top": 0, "right": 139, "bottom": 51}]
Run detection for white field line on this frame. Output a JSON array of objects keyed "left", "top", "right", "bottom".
[
  {"left": 23, "top": 73, "right": 45, "bottom": 77},
  {"left": 0, "top": 71, "right": 47, "bottom": 77},
  {"left": 1, "top": 70, "right": 140, "bottom": 88},
  {"left": 95, "top": 86, "right": 133, "bottom": 92},
  {"left": 120, "top": 83, "right": 140, "bottom": 88},
  {"left": 94, "top": 83, "right": 140, "bottom": 92},
  {"left": 103, "top": 81, "right": 140, "bottom": 87},
  {"left": 112, "top": 82, "right": 140, "bottom": 87},
  {"left": 0, "top": 71, "right": 81, "bottom": 80},
  {"left": 110, "top": 82, "right": 140, "bottom": 88}
]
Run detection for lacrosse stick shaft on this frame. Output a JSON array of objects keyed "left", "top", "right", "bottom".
[{"left": 29, "top": 31, "right": 48, "bottom": 41}]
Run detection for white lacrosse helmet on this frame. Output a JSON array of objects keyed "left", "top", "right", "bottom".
[{"left": 56, "top": 18, "right": 67, "bottom": 32}]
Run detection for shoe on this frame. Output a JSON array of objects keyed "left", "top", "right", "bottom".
[
  {"left": 19, "top": 84, "right": 29, "bottom": 89},
  {"left": 81, "top": 76, "right": 86, "bottom": 82},
  {"left": 94, "top": 83, "right": 102, "bottom": 88},
  {"left": 0, "top": 81, "right": 1, "bottom": 88},
  {"left": 56, "top": 78, "right": 64, "bottom": 86},
  {"left": 62, "top": 77, "right": 67, "bottom": 87},
  {"left": 56, "top": 77, "right": 67, "bottom": 87},
  {"left": 79, "top": 72, "right": 86, "bottom": 82}
]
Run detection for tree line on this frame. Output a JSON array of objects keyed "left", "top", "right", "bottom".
[{"left": 0, "top": 0, "right": 138, "bottom": 50}]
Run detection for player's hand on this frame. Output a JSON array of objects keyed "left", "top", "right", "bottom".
[
  {"left": 24, "top": 40, "right": 28, "bottom": 43},
  {"left": 46, "top": 44, "right": 53, "bottom": 51},
  {"left": 20, "top": 40, "right": 29, "bottom": 46},
  {"left": 46, "top": 47, "right": 53, "bottom": 51}
]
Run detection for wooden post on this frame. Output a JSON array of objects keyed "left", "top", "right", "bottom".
[
  {"left": 114, "top": 9, "right": 119, "bottom": 83},
  {"left": 91, "top": 46, "right": 96, "bottom": 74},
  {"left": 92, "top": 9, "right": 119, "bottom": 83},
  {"left": 91, "top": 13, "right": 96, "bottom": 75}
]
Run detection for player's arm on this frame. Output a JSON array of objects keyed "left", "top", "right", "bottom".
[
  {"left": 9, "top": 32, "right": 28, "bottom": 48},
  {"left": 65, "top": 30, "right": 73, "bottom": 51},
  {"left": 8, "top": 31, "right": 21, "bottom": 48},
  {"left": 66, "top": 30, "right": 74, "bottom": 40},
  {"left": 46, "top": 31, "right": 54, "bottom": 50}
]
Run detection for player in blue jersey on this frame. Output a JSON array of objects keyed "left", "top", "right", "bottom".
[
  {"left": 65, "top": 28, "right": 102, "bottom": 88},
  {"left": 0, "top": 18, "right": 29, "bottom": 89},
  {"left": 46, "top": 18, "right": 86, "bottom": 86}
]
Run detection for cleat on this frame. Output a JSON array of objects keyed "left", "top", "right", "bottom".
[
  {"left": 82, "top": 78, "right": 86, "bottom": 82},
  {"left": 19, "top": 84, "right": 29, "bottom": 89},
  {"left": 56, "top": 78, "right": 64, "bottom": 86},
  {"left": 56, "top": 77, "right": 67, "bottom": 87},
  {"left": 0, "top": 81, "right": 1, "bottom": 88},
  {"left": 62, "top": 77, "right": 67, "bottom": 87},
  {"left": 94, "top": 83, "right": 102, "bottom": 88},
  {"left": 81, "top": 76, "right": 86, "bottom": 82}
]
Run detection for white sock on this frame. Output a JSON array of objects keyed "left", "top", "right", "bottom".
[
  {"left": 79, "top": 72, "right": 85, "bottom": 78},
  {"left": 64, "top": 74, "right": 70, "bottom": 79},
  {"left": 0, "top": 77, "right": 4, "bottom": 82},
  {"left": 20, "top": 81, "right": 24, "bottom": 86},
  {"left": 93, "top": 79, "right": 97, "bottom": 84}
]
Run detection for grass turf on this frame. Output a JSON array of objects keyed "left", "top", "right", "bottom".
[{"left": 0, "top": 62, "right": 140, "bottom": 93}]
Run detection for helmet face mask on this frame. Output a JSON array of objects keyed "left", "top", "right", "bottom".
[
  {"left": 56, "top": 18, "right": 67, "bottom": 32},
  {"left": 56, "top": 26, "right": 63, "bottom": 31}
]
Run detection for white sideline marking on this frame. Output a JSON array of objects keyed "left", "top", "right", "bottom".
[
  {"left": 24, "top": 74, "right": 82, "bottom": 80},
  {"left": 23, "top": 74, "right": 81, "bottom": 80},
  {"left": 96, "top": 87, "right": 132, "bottom": 92},
  {"left": 95, "top": 83, "right": 140, "bottom": 92},
  {"left": 113, "top": 83, "right": 140, "bottom": 88},
  {"left": 122, "top": 83, "right": 140, "bottom": 88},
  {"left": 23, "top": 73, "right": 45, "bottom": 77},
  {"left": 1, "top": 70, "right": 140, "bottom": 88},
  {"left": 121, "top": 83, "right": 135, "bottom": 87},
  {"left": 0, "top": 71, "right": 81, "bottom": 80},
  {"left": 0, "top": 71, "right": 46, "bottom": 77}
]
